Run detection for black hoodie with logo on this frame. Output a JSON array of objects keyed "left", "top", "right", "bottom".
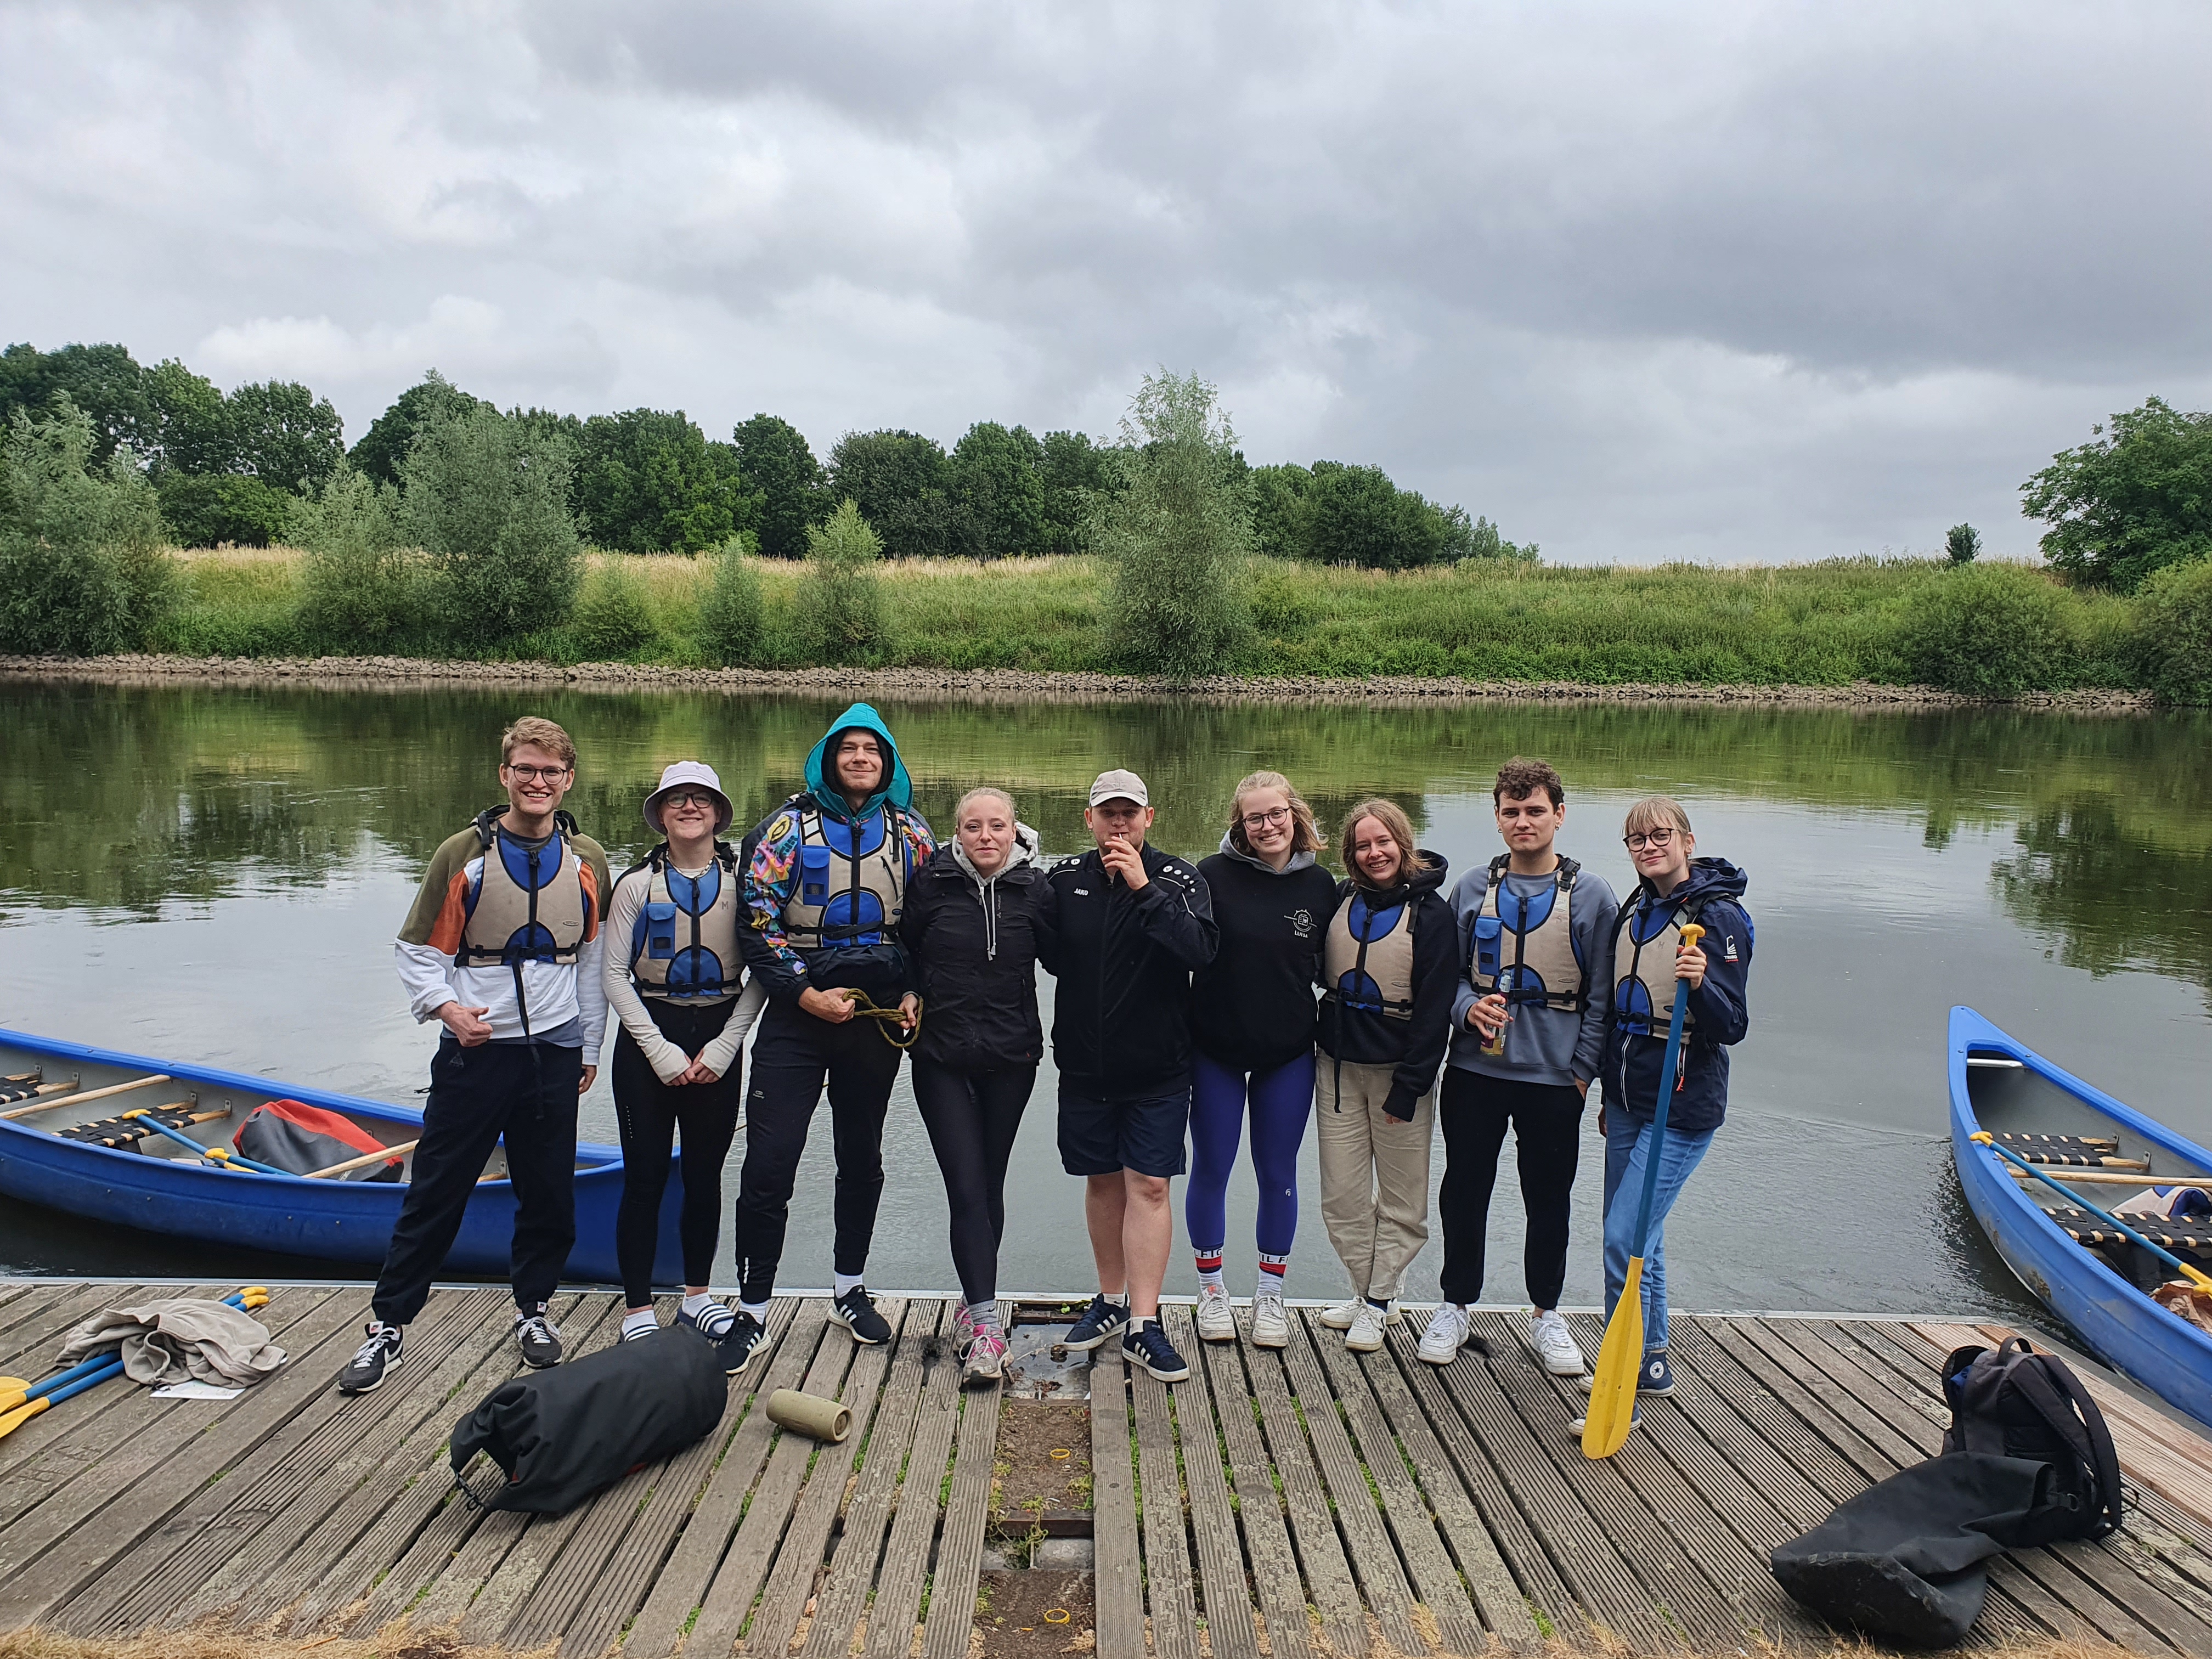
[
  {"left": 1190, "top": 836, "right": 1340, "bottom": 1074},
  {"left": 1316, "top": 850, "right": 1456, "bottom": 1120}
]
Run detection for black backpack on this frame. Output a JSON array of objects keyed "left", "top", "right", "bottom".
[{"left": 1940, "top": 1337, "right": 2121, "bottom": 1544}]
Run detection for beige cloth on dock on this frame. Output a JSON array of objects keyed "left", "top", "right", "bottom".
[{"left": 56, "top": 1297, "right": 287, "bottom": 1386}]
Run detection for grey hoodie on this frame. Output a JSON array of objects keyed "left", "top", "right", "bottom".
[
  {"left": 1445, "top": 857, "right": 1619, "bottom": 1089},
  {"left": 948, "top": 822, "right": 1041, "bottom": 961}
]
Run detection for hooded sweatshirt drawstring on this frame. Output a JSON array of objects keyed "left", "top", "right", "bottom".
[{"left": 951, "top": 824, "right": 1040, "bottom": 960}]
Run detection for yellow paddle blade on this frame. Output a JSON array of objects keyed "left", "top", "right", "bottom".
[
  {"left": 1582, "top": 1256, "right": 1646, "bottom": 1459},
  {"left": 0, "top": 1396, "right": 50, "bottom": 1442},
  {"left": 0, "top": 1380, "right": 26, "bottom": 1413}
]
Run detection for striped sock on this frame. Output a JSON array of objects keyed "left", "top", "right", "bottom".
[
  {"left": 1194, "top": 1249, "right": 1226, "bottom": 1294},
  {"left": 1257, "top": 1254, "right": 1289, "bottom": 1294}
]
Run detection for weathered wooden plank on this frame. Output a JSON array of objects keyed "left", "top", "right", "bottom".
[
  {"left": 1156, "top": 1307, "right": 1263, "bottom": 1659},
  {"left": 1352, "top": 1327, "right": 1538, "bottom": 1643},
  {"left": 0, "top": 1285, "right": 373, "bottom": 1635},
  {"left": 680, "top": 1307, "right": 866, "bottom": 1656},
  {"left": 1242, "top": 1325, "right": 1368, "bottom": 1659},
  {"left": 1380, "top": 1322, "right": 1588, "bottom": 1644},
  {"left": 0, "top": 1282, "right": 112, "bottom": 1372},
  {"left": 923, "top": 1315, "right": 999, "bottom": 1659},
  {"left": 1185, "top": 1312, "right": 1315, "bottom": 1659},
  {"left": 1088, "top": 1346, "right": 1146, "bottom": 1659},
  {"left": 1279, "top": 1313, "right": 1427, "bottom": 1656},
  {"left": 553, "top": 1300, "right": 806, "bottom": 1659},
  {"left": 860, "top": 1311, "right": 971, "bottom": 1659},
  {"left": 0, "top": 1283, "right": 171, "bottom": 1485},
  {"left": 618, "top": 1301, "right": 827, "bottom": 1659},
  {"left": 1308, "top": 1319, "right": 1490, "bottom": 1655},
  {"left": 268, "top": 1289, "right": 593, "bottom": 1635},
  {"left": 1131, "top": 1344, "right": 1201, "bottom": 1659}
]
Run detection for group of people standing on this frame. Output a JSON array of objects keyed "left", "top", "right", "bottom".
[{"left": 335, "top": 704, "right": 1752, "bottom": 1442}]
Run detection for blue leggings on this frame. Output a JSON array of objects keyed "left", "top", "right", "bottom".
[{"left": 1186, "top": 1051, "right": 1314, "bottom": 1260}]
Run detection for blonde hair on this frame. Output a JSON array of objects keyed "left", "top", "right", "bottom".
[
  {"left": 1622, "top": 795, "right": 1694, "bottom": 840},
  {"left": 500, "top": 716, "right": 575, "bottom": 770},
  {"left": 1227, "top": 770, "right": 1324, "bottom": 855},
  {"left": 1340, "top": 797, "right": 1419, "bottom": 890},
  {"left": 955, "top": 786, "right": 1017, "bottom": 824}
]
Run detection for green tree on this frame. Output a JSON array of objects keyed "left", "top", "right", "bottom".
[
  {"left": 292, "top": 462, "right": 425, "bottom": 649},
  {"left": 573, "top": 409, "right": 753, "bottom": 552},
  {"left": 401, "top": 405, "right": 582, "bottom": 643},
  {"left": 1250, "top": 462, "right": 1312, "bottom": 560},
  {"left": 1946, "top": 523, "right": 1982, "bottom": 565},
  {"left": 1039, "top": 429, "right": 1118, "bottom": 554},
  {"left": 224, "top": 380, "right": 346, "bottom": 492},
  {"left": 697, "top": 538, "right": 766, "bottom": 665},
  {"left": 796, "top": 498, "right": 891, "bottom": 662},
  {"left": 2134, "top": 557, "right": 2212, "bottom": 706},
  {"left": 1463, "top": 514, "right": 1540, "bottom": 563},
  {"left": 0, "top": 398, "right": 172, "bottom": 653},
  {"left": 2022, "top": 397, "right": 2212, "bottom": 591},
  {"left": 156, "top": 473, "right": 294, "bottom": 547},
  {"left": 0, "top": 342, "right": 154, "bottom": 462},
  {"left": 827, "top": 429, "right": 955, "bottom": 560},
  {"left": 1094, "top": 371, "right": 1251, "bottom": 675},
  {"left": 731, "top": 413, "right": 824, "bottom": 560},
  {"left": 948, "top": 421, "right": 1048, "bottom": 560},
  {"left": 143, "top": 359, "right": 232, "bottom": 476},
  {"left": 349, "top": 370, "right": 492, "bottom": 486}
]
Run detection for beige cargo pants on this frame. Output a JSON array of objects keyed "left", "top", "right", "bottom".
[{"left": 1314, "top": 1057, "right": 1435, "bottom": 1302}]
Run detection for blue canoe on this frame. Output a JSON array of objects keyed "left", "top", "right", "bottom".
[
  {"left": 1949, "top": 1005, "right": 2212, "bottom": 1430},
  {"left": 0, "top": 1026, "right": 684, "bottom": 1286}
]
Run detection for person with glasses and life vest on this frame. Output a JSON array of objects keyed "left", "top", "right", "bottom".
[
  {"left": 1314, "top": 798, "right": 1455, "bottom": 1355},
  {"left": 1186, "top": 771, "right": 1339, "bottom": 1350},
  {"left": 733, "top": 704, "right": 934, "bottom": 1365},
  {"left": 1573, "top": 794, "right": 1751, "bottom": 1436},
  {"left": 1421, "top": 758, "right": 1620, "bottom": 1372},
  {"left": 601, "top": 761, "right": 767, "bottom": 1370},
  {"left": 339, "top": 716, "right": 613, "bottom": 1396}
]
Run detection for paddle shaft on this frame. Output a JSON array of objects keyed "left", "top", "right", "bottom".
[
  {"left": 307, "top": 1138, "right": 417, "bottom": 1179},
  {"left": 1628, "top": 924, "right": 1706, "bottom": 1259},
  {"left": 2006, "top": 1164, "right": 2188, "bottom": 1188},
  {"left": 129, "top": 1112, "right": 289, "bottom": 1176},
  {"left": 1, "top": 1073, "right": 171, "bottom": 1121},
  {"left": 1975, "top": 1134, "right": 2212, "bottom": 1291}
]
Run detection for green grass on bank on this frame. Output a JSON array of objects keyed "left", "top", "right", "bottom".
[{"left": 150, "top": 547, "right": 2152, "bottom": 691}]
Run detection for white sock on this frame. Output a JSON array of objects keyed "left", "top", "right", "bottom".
[
  {"left": 620, "top": 1308, "right": 657, "bottom": 1339},
  {"left": 1197, "top": 1266, "right": 1226, "bottom": 1294},
  {"left": 834, "top": 1272, "right": 865, "bottom": 1298},
  {"left": 740, "top": 1300, "right": 769, "bottom": 1323},
  {"left": 680, "top": 1292, "right": 716, "bottom": 1318}
]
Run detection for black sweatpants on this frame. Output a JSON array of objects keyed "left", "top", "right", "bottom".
[
  {"left": 611, "top": 998, "right": 744, "bottom": 1307},
  {"left": 373, "top": 1038, "right": 580, "bottom": 1329},
  {"left": 911, "top": 1058, "right": 1036, "bottom": 1306},
  {"left": 735, "top": 997, "right": 903, "bottom": 1304},
  {"left": 1436, "top": 1068, "right": 1583, "bottom": 1310}
]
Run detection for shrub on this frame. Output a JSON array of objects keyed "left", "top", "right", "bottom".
[
  {"left": 1094, "top": 370, "right": 1251, "bottom": 674},
  {"left": 156, "top": 471, "right": 294, "bottom": 548},
  {"left": 402, "top": 405, "right": 582, "bottom": 645},
  {"left": 1900, "top": 562, "right": 2069, "bottom": 696},
  {"left": 795, "top": 499, "right": 891, "bottom": 663},
  {"left": 1945, "top": 522, "right": 1981, "bottom": 565},
  {"left": 292, "top": 463, "right": 427, "bottom": 650},
  {"left": 2134, "top": 557, "right": 2212, "bottom": 704},
  {"left": 572, "top": 560, "right": 661, "bottom": 658},
  {"left": 697, "top": 538, "right": 766, "bottom": 665},
  {"left": 2023, "top": 396, "right": 2212, "bottom": 591},
  {"left": 0, "top": 399, "right": 173, "bottom": 654}
]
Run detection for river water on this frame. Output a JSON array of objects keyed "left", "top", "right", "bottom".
[{"left": 3, "top": 678, "right": 2208, "bottom": 1320}]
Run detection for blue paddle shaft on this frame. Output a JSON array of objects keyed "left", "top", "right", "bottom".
[
  {"left": 136, "top": 1115, "right": 288, "bottom": 1176},
  {"left": 1982, "top": 1136, "right": 2204, "bottom": 1280},
  {"left": 1629, "top": 932, "right": 1702, "bottom": 1261}
]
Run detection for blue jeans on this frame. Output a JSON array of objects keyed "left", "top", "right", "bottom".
[{"left": 1601, "top": 1109, "right": 1715, "bottom": 1353}]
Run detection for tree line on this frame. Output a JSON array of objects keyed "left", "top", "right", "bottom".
[{"left": 0, "top": 339, "right": 1526, "bottom": 572}]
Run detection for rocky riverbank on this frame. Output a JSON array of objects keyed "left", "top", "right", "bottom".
[{"left": 0, "top": 652, "right": 2160, "bottom": 711}]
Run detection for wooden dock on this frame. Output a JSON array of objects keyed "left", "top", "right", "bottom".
[{"left": 0, "top": 1279, "right": 2209, "bottom": 1655}]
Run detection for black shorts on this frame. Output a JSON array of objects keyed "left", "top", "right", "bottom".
[{"left": 1058, "top": 1080, "right": 1191, "bottom": 1179}]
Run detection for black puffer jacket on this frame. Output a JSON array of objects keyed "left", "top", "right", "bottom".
[{"left": 898, "top": 829, "right": 1048, "bottom": 1072}]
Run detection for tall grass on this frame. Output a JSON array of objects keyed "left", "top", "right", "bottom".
[{"left": 137, "top": 547, "right": 2181, "bottom": 693}]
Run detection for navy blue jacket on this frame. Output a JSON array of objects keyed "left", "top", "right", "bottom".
[{"left": 1600, "top": 858, "right": 1751, "bottom": 1136}]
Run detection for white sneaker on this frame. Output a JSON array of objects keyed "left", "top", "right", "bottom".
[
  {"left": 1526, "top": 1308, "right": 1587, "bottom": 1376},
  {"left": 1418, "top": 1303, "right": 1471, "bottom": 1365},
  {"left": 1195, "top": 1284, "right": 1236, "bottom": 1342},
  {"left": 1249, "top": 1287, "right": 1289, "bottom": 1349},
  {"left": 1345, "top": 1301, "right": 1389, "bottom": 1353},
  {"left": 1320, "top": 1297, "right": 1398, "bottom": 1330}
]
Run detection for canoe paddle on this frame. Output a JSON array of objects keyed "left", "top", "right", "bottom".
[
  {"left": 1972, "top": 1133, "right": 2212, "bottom": 1293},
  {"left": 123, "top": 1108, "right": 291, "bottom": 1175},
  {"left": 1584, "top": 922, "right": 1704, "bottom": 1459},
  {"left": 0, "top": 1287, "right": 270, "bottom": 1434}
]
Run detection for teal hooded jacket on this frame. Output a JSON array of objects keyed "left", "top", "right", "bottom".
[{"left": 737, "top": 703, "right": 935, "bottom": 1000}]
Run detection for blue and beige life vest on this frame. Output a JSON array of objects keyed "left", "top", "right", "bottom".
[
  {"left": 625, "top": 844, "right": 743, "bottom": 1002},
  {"left": 1470, "top": 854, "right": 1585, "bottom": 1013},
  {"left": 454, "top": 809, "right": 589, "bottom": 968},
  {"left": 1325, "top": 886, "right": 1417, "bottom": 1020},
  {"left": 778, "top": 801, "right": 913, "bottom": 953},
  {"left": 1612, "top": 893, "right": 1705, "bottom": 1039}
]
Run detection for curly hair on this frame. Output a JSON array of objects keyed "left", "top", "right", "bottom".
[{"left": 1494, "top": 756, "right": 1564, "bottom": 808}]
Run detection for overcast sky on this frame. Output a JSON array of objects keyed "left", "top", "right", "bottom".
[{"left": 5, "top": 2, "right": 2208, "bottom": 563}]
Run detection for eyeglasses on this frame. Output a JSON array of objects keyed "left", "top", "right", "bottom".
[
  {"left": 504, "top": 764, "right": 571, "bottom": 783},
  {"left": 1240, "top": 807, "right": 1293, "bottom": 831},
  {"left": 662, "top": 791, "right": 717, "bottom": 811},
  {"left": 1622, "top": 827, "right": 1678, "bottom": 851}
]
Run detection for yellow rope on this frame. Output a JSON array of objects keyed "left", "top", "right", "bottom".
[{"left": 839, "top": 990, "right": 923, "bottom": 1049}]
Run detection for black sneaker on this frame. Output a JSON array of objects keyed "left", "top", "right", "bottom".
[
  {"left": 336, "top": 1322, "right": 403, "bottom": 1394},
  {"left": 830, "top": 1286, "right": 892, "bottom": 1345},
  {"left": 1062, "top": 1294, "right": 1131, "bottom": 1352},
  {"left": 715, "top": 1309, "right": 768, "bottom": 1376},
  {"left": 1122, "top": 1318, "right": 1191, "bottom": 1383},
  {"left": 514, "top": 1306, "right": 563, "bottom": 1368},
  {"left": 678, "top": 1299, "right": 736, "bottom": 1342}
]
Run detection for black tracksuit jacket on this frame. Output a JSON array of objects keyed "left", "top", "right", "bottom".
[{"left": 1035, "top": 843, "right": 1218, "bottom": 1097}]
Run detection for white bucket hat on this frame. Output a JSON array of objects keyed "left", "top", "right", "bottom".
[{"left": 644, "top": 760, "right": 733, "bottom": 835}]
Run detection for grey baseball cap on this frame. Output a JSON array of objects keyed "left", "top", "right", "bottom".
[{"left": 1088, "top": 769, "right": 1149, "bottom": 808}]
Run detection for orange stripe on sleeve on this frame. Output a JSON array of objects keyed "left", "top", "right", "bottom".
[
  {"left": 426, "top": 868, "right": 473, "bottom": 956},
  {"left": 579, "top": 860, "right": 602, "bottom": 943}
]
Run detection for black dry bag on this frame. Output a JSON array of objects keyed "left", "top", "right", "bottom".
[{"left": 449, "top": 1326, "right": 725, "bottom": 1514}]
